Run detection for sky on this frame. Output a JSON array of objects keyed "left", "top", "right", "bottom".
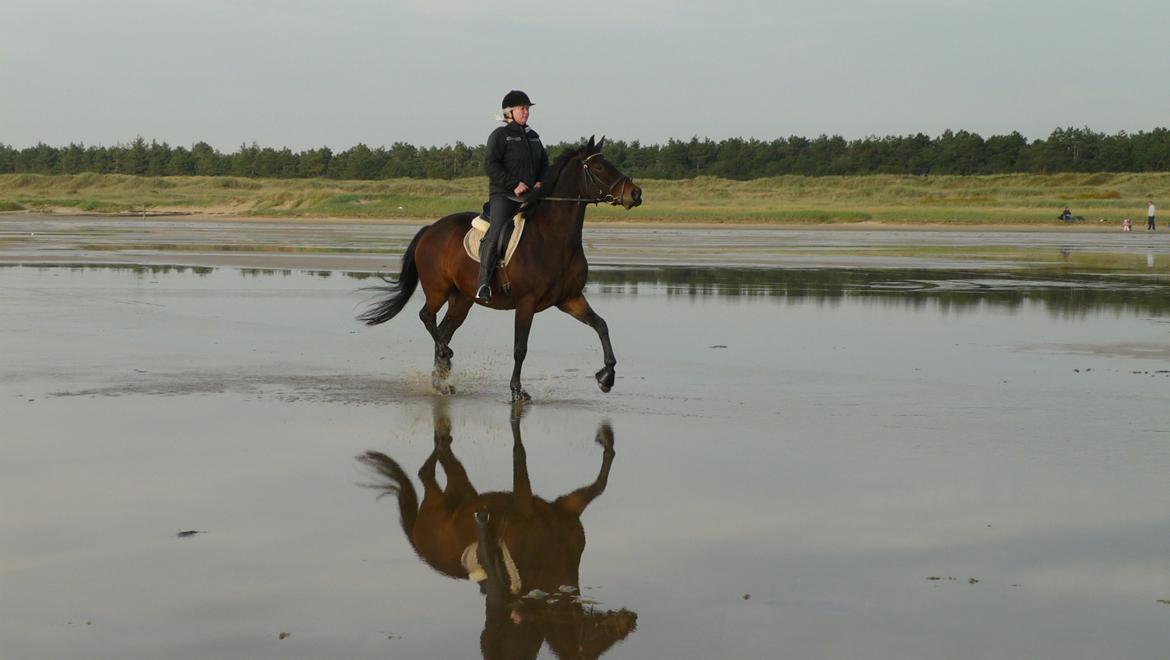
[{"left": 3, "top": 0, "right": 1169, "bottom": 151}]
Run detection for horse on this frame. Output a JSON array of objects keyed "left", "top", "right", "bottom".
[
  {"left": 358, "top": 402, "right": 636, "bottom": 659},
  {"left": 358, "top": 136, "right": 642, "bottom": 401}
]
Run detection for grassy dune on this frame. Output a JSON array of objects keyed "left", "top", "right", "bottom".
[{"left": 2, "top": 171, "right": 1169, "bottom": 224}]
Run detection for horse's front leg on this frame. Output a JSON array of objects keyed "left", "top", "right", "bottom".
[
  {"left": 510, "top": 300, "right": 535, "bottom": 401},
  {"left": 558, "top": 295, "right": 616, "bottom": 393},
  {"left": 420, "top": 289, "right": 473, "bottom": 395}
]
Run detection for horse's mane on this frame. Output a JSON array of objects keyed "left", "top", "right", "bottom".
[{"left": 520, "top": 142, "right": 593, "bottom": 217}]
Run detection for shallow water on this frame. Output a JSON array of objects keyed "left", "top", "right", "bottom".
[{"left": 2, "top": 264, "right": 1170, "bottom": 659}]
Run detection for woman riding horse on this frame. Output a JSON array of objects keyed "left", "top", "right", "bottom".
[
  {"left": 479, "top": 90, "right": 549, "bottom": 301},
  {"left": 359, "top": 135, "right": 641, "bottom": 401}
]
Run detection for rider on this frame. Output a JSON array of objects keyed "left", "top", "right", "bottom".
[{"left": 477, "top": 90, "right": 549, "bottom": 301}]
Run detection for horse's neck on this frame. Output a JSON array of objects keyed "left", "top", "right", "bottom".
[{"left": 533, "top": 192, "right": 586, "bottom": 249}]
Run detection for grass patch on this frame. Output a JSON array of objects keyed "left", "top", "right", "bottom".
[
  {"left": 3, "top": 171, "right": 1170, "bottom": 224},
  {"left": 76, "top": 200, "right": 140, "bottom": 213},
  {"left": 77, "top": 243, "right": 401, "bottom": 254}
]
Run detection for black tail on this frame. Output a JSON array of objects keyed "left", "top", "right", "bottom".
[
  {"left": 357, "top": 451, "right": 419, "bottom": 546},
  {"left": 358, "top": 226, "right": 427, "bottom": 325}
]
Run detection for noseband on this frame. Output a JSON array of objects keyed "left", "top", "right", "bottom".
[{"left": 539, "top": 152, "right": 631, "bottom": 206}]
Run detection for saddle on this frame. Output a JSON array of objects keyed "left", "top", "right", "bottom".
[{"left": 463, "top": 208, "right": 526, "bottom": 266}]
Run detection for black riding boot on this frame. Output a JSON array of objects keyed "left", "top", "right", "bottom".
[{"left": 476, "top": 234, "right": 498, "bottom": 300}]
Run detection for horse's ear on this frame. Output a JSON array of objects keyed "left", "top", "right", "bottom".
[
  {"left": 597, "top": 136, "right": 606, "bottom": 151},
  {"left": 587, "top": 135, "right": 596, "bottom": 151}
]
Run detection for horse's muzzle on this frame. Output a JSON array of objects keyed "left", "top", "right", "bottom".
[{"left": 623, "top": 184, "right": 643, "bottom": 209}]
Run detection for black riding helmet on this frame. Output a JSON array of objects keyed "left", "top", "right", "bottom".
[{"left": 501, "top": 90, "right": 534, "bottom": 109}]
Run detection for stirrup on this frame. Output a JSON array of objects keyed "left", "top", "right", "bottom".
[{"left": 475, "top": 284, "right": 491, "bottom": 301}]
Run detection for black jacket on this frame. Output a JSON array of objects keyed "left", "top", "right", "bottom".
[{"left": 485, "top": 122, "right": 549, "bottom": 196}]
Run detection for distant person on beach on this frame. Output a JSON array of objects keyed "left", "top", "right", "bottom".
[
  {"left": 1059, "top": 206, "right": 1072, "bottom": 222},
  {"left": 1123, "top": 218, "right": 1133, "bottom": 232},
  {"left": 1147, "top": 200, "right": 1156, "bottom": 230}
]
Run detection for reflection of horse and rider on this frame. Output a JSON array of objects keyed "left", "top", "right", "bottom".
[
  {"left": 358, "top": 403, "right": 636, "bottom": 659},
  {"left": 359, "top": 90, "right": 643, "bottom": 401}
]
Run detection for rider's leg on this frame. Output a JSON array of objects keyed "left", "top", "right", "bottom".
[
  {"left": 476, "top": 196, "right": 518, "bottom": 300},
  {"left": 475, "top": 231, "right": 497, "bottom": 300}
]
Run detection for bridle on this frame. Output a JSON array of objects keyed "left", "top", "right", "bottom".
[{"left": 538, "top": 152, "right": 631, "bottom": 206}]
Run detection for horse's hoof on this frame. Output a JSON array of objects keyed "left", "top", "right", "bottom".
[
  {"left": 511, "top": 388, "right": 531, "bottom": 402},
  {"left": 432, "top": 378, "right": 456, "bottom": 396},
  {"left": 595, "top": 367, "right": 615, "bottom": 393},
  {"left": 595, "top": 422, "right": 614, "bottom": 450}
]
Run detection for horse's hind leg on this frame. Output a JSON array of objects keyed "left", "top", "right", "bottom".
[
  {"left": 418, "top": 447, "right": 442, "bottom": 499},
  {"left": 437, "top": 292, "right": 473, "bottom": 351},
  {"left": 433, "top": 292, "right": 473, "bottom": 394},
  {"left": 435, "top": 447, "right": 478, "bottom": 513},
  {"left": 431, "top": 401, "right": 478, "bottom": 512},
  {"left": 557, "top": 295, "right": 616, "bottom": 392},
  {"left": 420, "top": 287, "right": 471, "bottom": 395},
  {"left": 419, "top": 287, "right": 445, "bottom": 344}
]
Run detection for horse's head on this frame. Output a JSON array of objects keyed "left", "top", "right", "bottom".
[{"left": 575, "top": 136, "right": 642, "bottom": 210}]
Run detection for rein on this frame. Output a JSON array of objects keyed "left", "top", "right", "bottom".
[{"left": 535, "top": 152, "right": 630, "bottom": 206}]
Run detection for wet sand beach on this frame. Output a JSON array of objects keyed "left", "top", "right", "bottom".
[
  {"left": 2, "top": 214, "right": 1169, "bottom": 659},
  {"left": 3, "top": 214, "right": 1170, "bottom": 272}
]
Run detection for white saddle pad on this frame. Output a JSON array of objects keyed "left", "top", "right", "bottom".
[
  {"left": 463, "top": 213, "right": 526, "bottom": 265},
  {"left": 461, "top": 540, "right": 522, "bottom": 595}
]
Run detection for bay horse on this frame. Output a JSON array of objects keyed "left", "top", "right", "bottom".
[
  {"left": 358, "top": 136, "right": 642, "bottom": 401},
  {"left": 358, "top": 402, "right": 636, "bottom": 659}
]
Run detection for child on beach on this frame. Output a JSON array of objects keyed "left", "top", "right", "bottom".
[{"left": 1123, "top": 218, "right": 1132, "bottom": 232}]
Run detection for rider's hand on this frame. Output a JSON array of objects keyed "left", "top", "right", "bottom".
[
  {"left": 514, "top": 182, "right": 530, "bottom": 196},
  {"left": 533, "top": 182, "right": 542, "bottom": 190}
]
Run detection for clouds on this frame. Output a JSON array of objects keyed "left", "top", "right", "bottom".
[
  {"left": 399, "top": 0, "right": 689, "bottom": 23},
  {"left": 2, "top": 1, "right": 1168, "bottom": 149}
]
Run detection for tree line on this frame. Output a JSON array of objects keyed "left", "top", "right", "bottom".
[{"left": 3, "top": 127, "right": 1169, "bottom": 180}]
